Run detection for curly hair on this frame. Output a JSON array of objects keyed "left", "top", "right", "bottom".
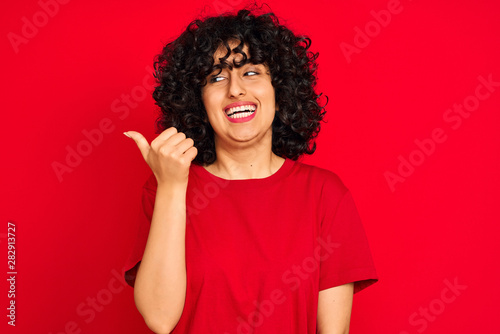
[{"left": 152, "top": 2, "right": 328, "bottom": 165}]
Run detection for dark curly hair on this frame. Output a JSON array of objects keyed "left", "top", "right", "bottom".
[{"left": 152, "top": 2, "right": 328, "bottom": 165}]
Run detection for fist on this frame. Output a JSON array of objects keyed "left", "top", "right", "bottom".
[{"left": 124, "top": 127, "right": 198, "bottom": 186}]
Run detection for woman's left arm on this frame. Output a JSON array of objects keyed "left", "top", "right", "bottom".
[{"left": 317, "top": 282, "right": 354, "bottom": 334}]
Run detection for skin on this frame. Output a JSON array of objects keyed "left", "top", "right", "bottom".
[
  {"left": 317, "top": 283, "right": 354, "bottom": 334},
  {"left": 124, "top": 128, "right": 196, "bottom": 334},
  {"left": 124, "top": 38, "right": 354, "bottom": 333},
  {"left": 200, "top": 39, "right": 285, "bottom": 180}
]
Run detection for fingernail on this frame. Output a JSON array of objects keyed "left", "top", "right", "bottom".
[{"left": 123, "top": 132, "right": 132, "bottom": 138}]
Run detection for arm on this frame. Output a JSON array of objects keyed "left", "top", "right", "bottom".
[
  {"left": 124, "top": 128, "right": 198, "bottom": 334},
  {"left": 133, "top": 183, "right": 187, "bottom": 334},
  {"left": 317, "top": 282, "right": 354, "bottom": 334}
]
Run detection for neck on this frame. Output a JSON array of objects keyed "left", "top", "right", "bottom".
[{"left": 204, "top": 131, "right": 285, "bottom": 180}]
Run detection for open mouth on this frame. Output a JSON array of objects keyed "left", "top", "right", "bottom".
[
  {"left": 226, "top": 105, "right": 257, "bottom": 118},
  {"left": 227, "top": 109, "right": 256, "bottom": 118}
]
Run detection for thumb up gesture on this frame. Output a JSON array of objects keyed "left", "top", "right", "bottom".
[{"left": 124, "top": 127, "right": 198, "bottom": 187}]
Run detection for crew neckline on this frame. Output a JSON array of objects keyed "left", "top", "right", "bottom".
[{"left": 192, "top": 158, "right": 295, "bottom": 189}]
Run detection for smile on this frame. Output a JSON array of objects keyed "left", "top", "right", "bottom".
[{"left": 225, "top": 105, "right": 257, "bottom": 123}]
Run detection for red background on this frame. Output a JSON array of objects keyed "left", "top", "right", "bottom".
[{"left": 2, "top": 0, "right": 499, "bottom": 333}]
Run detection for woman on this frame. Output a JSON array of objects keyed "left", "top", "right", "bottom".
[{"left": 123, "top": 5, "right": 378, "bottom": 333}]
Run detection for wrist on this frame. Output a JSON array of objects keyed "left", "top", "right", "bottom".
[{"left": 156, "top": 181, "right": 188, "bottom": 194}]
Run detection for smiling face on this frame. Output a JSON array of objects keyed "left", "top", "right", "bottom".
[{"left": 201, "top": 40, "right": 277, "bottom": 150}]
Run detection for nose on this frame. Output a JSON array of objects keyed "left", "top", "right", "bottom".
[{"left": 227, "top": 74, "right": 246, "bottom": 98}]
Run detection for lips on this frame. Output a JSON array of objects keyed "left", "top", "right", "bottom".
[{"left": 225, "top": 107, "right": 257, "bottom": 123}]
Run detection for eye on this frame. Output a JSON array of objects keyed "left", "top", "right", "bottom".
[
  {"left": 209, "top": 75, "right": 224, "bottom": 83},
  {"left": 245, "top": 70, "right": 259, "bottom": 76},
  {"left": 208, "top": 70, "right": 259, "bottom": 83}
]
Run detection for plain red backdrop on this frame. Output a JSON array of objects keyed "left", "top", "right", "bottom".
[{"left": 1, "top": 0, "right": 499, "bottom": 333}]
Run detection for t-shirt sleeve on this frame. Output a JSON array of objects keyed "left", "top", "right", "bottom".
[
  {"left": 123, "top": 173, "right": 157, "bottom": 288},
  {"left": 318, "top": 179, "right": 378, "bottom": 294}
]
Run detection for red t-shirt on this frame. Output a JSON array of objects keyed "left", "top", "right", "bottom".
[{"left": 124, "top": 157, "right": 378, "bottom": 333}]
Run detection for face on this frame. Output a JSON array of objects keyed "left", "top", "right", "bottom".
[{"left": 200, "top": 40, "right": 277, "bottom": 148}]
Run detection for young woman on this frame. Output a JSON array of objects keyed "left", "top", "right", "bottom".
[{"left": 123, "top": 5, "right": 378, "bottom": 333}]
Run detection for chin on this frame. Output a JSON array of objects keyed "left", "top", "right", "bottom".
[{"left": 227, "top": 128, "right": 261, "bottom": 142}]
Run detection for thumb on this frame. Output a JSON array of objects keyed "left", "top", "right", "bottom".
[{"left": 124, "top": 131, "right": 150, "bottom": 161}]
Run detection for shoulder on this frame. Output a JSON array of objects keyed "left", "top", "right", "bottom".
[{"left": 291, "top": 159, "right": 349, "bottom": 197}]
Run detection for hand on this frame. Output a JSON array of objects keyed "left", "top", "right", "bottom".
[{"left": 124, "top": 127, "right": 198, "bottom": 186}]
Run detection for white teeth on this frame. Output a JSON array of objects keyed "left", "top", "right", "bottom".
[
  {"left": 226, "top": 105, "right": 256, "bottom": 115},
  {"left": 228, "top": 111, "right": 254, "bottom": 119}
]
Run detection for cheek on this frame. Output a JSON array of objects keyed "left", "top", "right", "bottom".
[
  {"left": 203, "top": 88, "right": 222, "bottom": 106},
  {"left": 260, "top": 85, "right": 275, "bottom": 105},
  {"left": 202, "top": 93, "right": 224, "bottom": 123},
  {"left": 201, "top": 91, "right": 214, "bottom": 111}
]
